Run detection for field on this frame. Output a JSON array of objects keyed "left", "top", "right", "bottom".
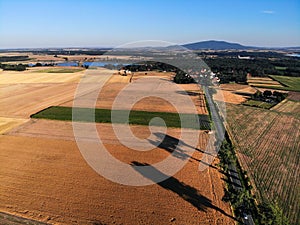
[
  {"left": 0, "top": 67, "right": 85, "bottom": 84},
  {"left": 0, "top": 67, "right": 232, "bottom": 224},
  {"left": 0, "top": 117, "right": 28, "bottom": 134},
  {"left": 242, "top": 99, "right": 275, "bottom": 109},
  {"left": 217, "top": 84, "right": 254, "bottom": 104},
  {"left": 33, "top": 67, "right": 85, "bottom": 73},
  {"left": 225, "top": 103, "right": 300, "bottom": 225},
  {"left": 31, "top": 106, "right": 211, "bottom": 130},
  {"left": 271, "top": 99, "right": 300, "bottom": 115},
  {"left": 247, "top": 76, "right": 284, "bottom": 89},
  {"left": 61, "top": 71, "right": 208, "bottom": 115},
  {"left": 269, "top": 75, "right": 300, "bottom": 92}
]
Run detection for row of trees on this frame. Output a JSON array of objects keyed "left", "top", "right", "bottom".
[
  {"left": 0, "top": 55, "right": 30, "bottom": 62},
  {"left": 252, "top": 90, "right": 288, "bottom": 102},
  {"left": 0, "top": 63, "right": 27, "bottom": 71}
]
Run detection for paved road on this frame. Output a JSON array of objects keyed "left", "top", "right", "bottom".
[{"left": 202, "top": 85, "right": 255, "bottom": 225}]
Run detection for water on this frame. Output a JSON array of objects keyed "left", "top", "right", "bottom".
[
  {"left": 286, "top": 53, "right": 300, "bottom": 57},
  {"left": 57, "top": 62, "right": 78, "bottom": 66}
]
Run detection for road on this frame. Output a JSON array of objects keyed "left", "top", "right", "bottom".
[{"left": 202, "top": 85, "right": 255, "bottom": 225}]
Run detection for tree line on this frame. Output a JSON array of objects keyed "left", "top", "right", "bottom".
[
  {"left": 0, "top": 63, "right": 27, "bottom": 71},
  {"left": 204, "top": 57, "right": 300, "bottom": 84}
]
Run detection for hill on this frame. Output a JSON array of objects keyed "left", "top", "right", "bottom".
[{"left": 182, "top": 40, "right": 254, "bottom": 50}]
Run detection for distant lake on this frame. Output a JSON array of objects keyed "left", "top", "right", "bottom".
[
  {"left": 57, "top": 62, "right": 78, "bottom": 66},
  {"left": 286, "top": 53, "right": 300, "bottom": 57}
]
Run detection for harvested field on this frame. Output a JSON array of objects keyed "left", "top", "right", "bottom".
[
  {"left": 226, "top": 104, "right": 300, "bottom": 225},
  {"left": 233, "top": 86, "right": 257, "bottom": 95},
  {"left": 0, "top": 68, "right": 85, "bottom": 84},
  {"left": 0, "top": 83, "right": 78, "bottom": 118},
  {"left": 220, "top": 83, "right": 248, "bottom": 91},
  {"left": 0, "top": 67, "right": 118, "bottom": 118},
  {"left": 0, "top": 117, "right": 28, "bottom": 134},
  {"left": 288, "top": 92, "right": 300, "bottom": 101},
  {"left": 247, "top": 76, "right": 284, "bottom": 88},
  {"left": 130, "top": 71, "right": 173, "bottom": 81},
  {"left": 33, "top": 67, "right": 84, "bottom": 73},
  {"left": 216, "top": 90, "right": 247, "bottom": 104},
  {"left": 0, "top": 67, "right": 233, "bottom": 224},
  {"left": 217, "top": 84, "right": 259, "bottom": 104},
  {"left": 215, "top": 84, "right": 252, "bottom": 104},
  {"left": 61, "top": 72, "right": 208, "bottom": 115},
  {"left": 271, "top": 99, "right": 300, "bottom": 115},
  {"left": 0, "top": 119, "right": 234, "bottom": 225}
]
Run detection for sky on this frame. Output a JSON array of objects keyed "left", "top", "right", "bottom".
[{"left": 0, "top": 0, "right": 299, "bottom": 48}]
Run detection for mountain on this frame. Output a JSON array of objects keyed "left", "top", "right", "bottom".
[{"left": 182, "top": 40, "right": 254, "bottom": 50}]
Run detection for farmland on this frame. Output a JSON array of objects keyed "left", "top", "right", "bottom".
[
  {"left": 269, "top": 75, "right": 300, "bottom": 92},
  {"left": 247, "top": 76, "right": 284, "bottom": 89},
  {"left": 0, "top": 67, "right": 233, "bottom": 224},
  {"left": 225, "top": 103, "right": 300, "bottom": 225},
  {"left": 271, "top": 99, "right": 300, "bottom": 115},
  {"left": 31, "top": 106, "right": 211, "bottom": 130},
  {"left": 33, "top": 67, "right": 85, "bottom": 73},
  {"left": 242, "top": 99, "right": 275, "bottom": 109}
]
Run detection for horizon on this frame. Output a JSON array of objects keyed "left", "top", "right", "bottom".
[
  {"left": 0, "top": 0, "right": 299, "bottom": 48},
  {"left": 0, "top": 39, "right": 300, "bottom": 50}
]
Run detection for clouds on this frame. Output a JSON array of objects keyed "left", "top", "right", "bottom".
[{"left": 261, "top": 10, "right": 275, "bottom": 14}]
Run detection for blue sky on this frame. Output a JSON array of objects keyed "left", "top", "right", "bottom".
[{"left": 0, "top": 0, "right": 299, "bottom": 48}]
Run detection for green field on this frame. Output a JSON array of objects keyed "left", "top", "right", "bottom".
[
  {"left": 275, "top": 66, "right": 287, "bottom": 71},
  {"left": 269, "top": 75, "right": 300, "bottom": 92},
  {"left": 31, "top": 106, "right": 211, "bottom": 130},
  {"left": 35, "top": 68, "right": 84, "bottom": 73},
  {"left": 243, "top": 99, "right": 276, "bottom": 109}
]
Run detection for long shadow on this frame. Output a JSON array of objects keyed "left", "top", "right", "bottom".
[
  {"left": 131, "top": 161, "right": 236, "bottom": 220},
  {"left": 199, "top": 160, "right": 222, "bottom": 171},
  {"left": 148, "top": 132, "right": 216, "bottom": 162},
  {"left": 221, "top": 177, "right": 243, "bottom": 189},
  {"left": 176, "top": 90, "right": 200, "bottom": 96},
  {"left": 148, "top": 133, "right": 190, "bottom": 160}
]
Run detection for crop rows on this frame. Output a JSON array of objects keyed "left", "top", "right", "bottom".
[
  {"left": 226, "top": 103, "right": 299, "bottom": 225},
  {"left": 271, "top": 99, "right": 300, "bottom": 115}
]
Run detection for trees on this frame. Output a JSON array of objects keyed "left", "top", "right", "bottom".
[
  {"left": 173, "top": 70, "right": 194, "bottom": 84},
  {"left": 258, "top": 202, "right": 290, "bottom": 225},
  {"left": 0, "top": 63, "right": 27, "bottom": 71},
  {"left": 263, "top": 90, "right": 272, "bottom": 98}
]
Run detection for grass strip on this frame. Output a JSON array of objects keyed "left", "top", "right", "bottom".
[{"left": 31, "top": 106, "right": 210, "bottom": 130}]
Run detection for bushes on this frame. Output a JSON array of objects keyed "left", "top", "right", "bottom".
[
  {"left": 0, "top": 63, "right": 27, "bottom": 71},
  {"left": 258, "top": 202, "right": 290, "bottom": 225}
]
